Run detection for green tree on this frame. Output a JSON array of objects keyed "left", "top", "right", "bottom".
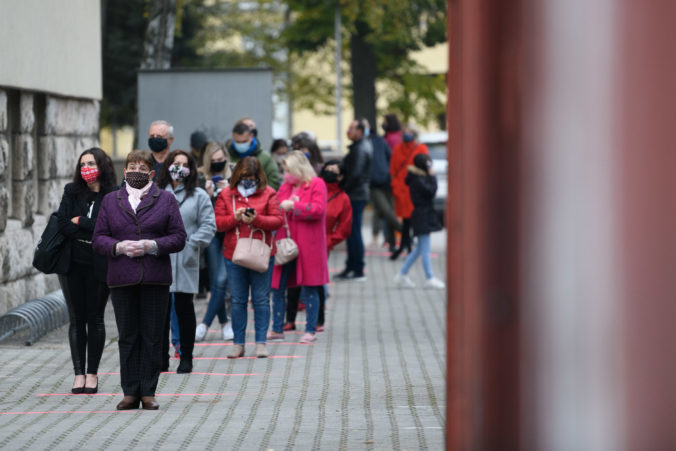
[
  {"left": 284, "top": 0, "right": 447, "bottom": 129},
  {"left": 101, "top": 0, "right": 149, "bottom": 127}
]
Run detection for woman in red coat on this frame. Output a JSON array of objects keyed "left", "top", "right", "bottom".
[
  {"left": 389, "top": 125, "right": 429, "bottom": 260},
  {"left": 319, "top": 160, "right": 352, "bottom": 329},
  {"left": 269, "top": 151, "right": 329, "bottom": 343},
  {"left": 323, "top": 161, "right": 353, "bottom": 252},
  {"left": 214, "top": 157, "right": 283, "bottom": 358}
]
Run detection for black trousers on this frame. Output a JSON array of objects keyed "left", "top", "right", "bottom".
[
  {"left": 398, "top": 218, "right": 413, "bottom": 253},
  {"left": 162, "top": 292, "right": 196, "bottom": 364},
  {"left": 58, "top": 264, "right": 109, "bottom": 375},
  {"left": 286, "top": 286, "right": 327, "bottom": 326},
  {"left": 111, "top": 284, "right": 169, "bottom": 397}
]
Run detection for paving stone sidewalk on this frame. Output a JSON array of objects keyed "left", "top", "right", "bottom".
[{"left": 0, "top": 239, "right": 446, "bottom": 450}]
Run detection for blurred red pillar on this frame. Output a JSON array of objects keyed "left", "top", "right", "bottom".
[
  {"left": 446, "top": 0, "right": 676, "bottom": 449},
  {"left": 446, "top": 0, "right": 522, "bottom": 449}
]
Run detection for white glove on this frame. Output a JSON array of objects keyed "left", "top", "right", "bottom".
[
  {"left": 116, "top": 240, "right": 143, "bottom": 258},
  {"left": 139, "top": 239, "right": 159, "bottom": 256},
  {"left": 280, "top": 199, "right": 294, "bottom": 211}
]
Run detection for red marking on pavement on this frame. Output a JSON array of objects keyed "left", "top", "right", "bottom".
[
  {"left": 171, "top": 356, "right": 301, "bottom": 360},
  {"left": 208, "top": 329, "right": 306, "bottom": 334},
  {"left": 194, "top": 342, "right": 311, "bottom": 346},
  {"left": 364, "top": 250, "right": 392, "bottom": 257},
  {"left": 97, "top": 372, "right": 260, "bottom": 376},
  {"left": 36, "top": 393, "right": 234, "bottom": 397},
  {"left": 0, "top": 410, "right": 132, "bottom": 415}
]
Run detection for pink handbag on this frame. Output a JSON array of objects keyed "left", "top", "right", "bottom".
[
  {"left": 231, "top": 196, "right": 271, "bottom": 273},
  {"left": 274, "top": 214, "right": 299, "bottom": 266}
]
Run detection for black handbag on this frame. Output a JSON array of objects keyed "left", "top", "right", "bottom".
[{"left": 32, "top": 212, "right": 71, "bottom": 274}]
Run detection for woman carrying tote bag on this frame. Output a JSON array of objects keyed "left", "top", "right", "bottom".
[
  {"left": 268, "top": 151, "right": 329, "bottom": 344},
  {"left": 213, "top": 156, "right": 283, "bottom": 359}
]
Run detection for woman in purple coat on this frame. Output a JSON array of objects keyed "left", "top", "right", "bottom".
[{"left": 93, "top": 150, "right": 186, "bottom": 411}]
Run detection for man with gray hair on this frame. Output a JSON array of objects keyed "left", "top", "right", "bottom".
[{"left": 148, "top": 120, "right": 174, "bottom": 179}]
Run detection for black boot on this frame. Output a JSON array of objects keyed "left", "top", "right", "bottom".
[
  {"left": 176, "top": 358, "right": 192, "bottom": 374},
  {"left": 389, "top": 248, "right": 403, "bottom": 261}
]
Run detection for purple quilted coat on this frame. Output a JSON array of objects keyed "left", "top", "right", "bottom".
[{"left": 92, "top": 184, "right": 186, "bottom": 288}]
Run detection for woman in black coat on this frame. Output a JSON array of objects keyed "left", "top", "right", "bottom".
[
  {"left": 57, "top": 147, "right": 117, "bottom": 394},
  {"left": 393, "top": 153, "right": 446, "bottom": 290}
]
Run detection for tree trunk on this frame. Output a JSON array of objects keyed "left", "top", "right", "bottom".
[
  {"left": 141, "top": 0, "right": 177, "bottom": 69},
  {"left": 350, "top": 26, "right": 377, "bottom": 131}
]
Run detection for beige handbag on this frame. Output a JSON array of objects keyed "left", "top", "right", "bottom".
[
  {"left": 274, "top": 214, "right": 299, "bottom": 266},
  {"left": 231, "top": 196, "right": 271, "bottom": 273}
]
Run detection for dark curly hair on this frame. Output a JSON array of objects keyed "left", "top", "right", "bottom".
[
  {"left": 71, "top": 147, "right": 117, "bottom": 194},
  {"left": 156, "top": 150, "right": 199, "bottom": 196}
]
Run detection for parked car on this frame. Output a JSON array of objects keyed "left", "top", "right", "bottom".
[{"left": 419, "top": 131, "right": 448, "bottom": 227}]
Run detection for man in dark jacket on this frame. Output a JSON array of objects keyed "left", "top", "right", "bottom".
[
  {"left": 147, "top": 120, "right": 174, "bottom": 179},
  {"left": 335, "top": 118, "right": 372, "bottom": 281},
  {"left": 369, "top": 128, "right": 401, "bottom": 252}
]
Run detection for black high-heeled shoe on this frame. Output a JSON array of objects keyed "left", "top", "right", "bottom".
[
  {"left": 84, "top": 376, "right": 98, "bottom": 394},
  {"left": 71, "top": 377, "right": 85, "bottom": 394}
]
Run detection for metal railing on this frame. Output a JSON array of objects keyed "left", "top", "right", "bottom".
[{"left": 0, "top": 290, "right": 68, "bottom": 345}]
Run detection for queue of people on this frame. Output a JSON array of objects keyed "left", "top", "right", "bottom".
[{"left": 49, "top": 113, "right": 444, "bottom": 411}]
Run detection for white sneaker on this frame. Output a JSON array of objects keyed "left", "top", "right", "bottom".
[
  {"left": 222, "top": 323, "right": 234, "bottom": 341},
  {"left": 394, "top": 273, "right": 416, "bottom": 288},
  {"left": 195, "top": 323, "right": 207, "bottom": 342},
  {"left": 424, "top": 277, "right": 446, "bottom": 289}
]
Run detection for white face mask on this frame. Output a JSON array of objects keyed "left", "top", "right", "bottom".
[
  {"left": 237, "top": 181, "right": 257, "bottom": 198},
  {"left": 233, "top": 141, "right": 251, "bottom": 154}
]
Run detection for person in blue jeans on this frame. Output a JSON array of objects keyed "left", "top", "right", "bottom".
[
  {"left": 394, "top": 154, "right": 446, "bottom": 290},
  {"left": 213, "top": 157, "right": 283, "bottom": 358},
  {"left": 194, "top": 232, "right": 233, "bottom": 341},
  {"left": 268, "top": 151, "right": 329, "bottom": 344},
  {"left": 195, "top": 143, "right": 234, "bottom": 342},
  {"left": 335, "top": 118, "right": 372, "bottom": 281}
]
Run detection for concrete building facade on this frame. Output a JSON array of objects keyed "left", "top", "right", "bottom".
[{"left": 0, "top": 0, "right": 102, "bottom": 315}]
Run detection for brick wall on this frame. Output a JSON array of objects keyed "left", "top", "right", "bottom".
[{"left": 0, "top": 88, "right": 100, "bottom": 315}]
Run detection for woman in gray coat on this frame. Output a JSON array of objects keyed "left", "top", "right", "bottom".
[{"left": 157, "top": 150, "right": 216, "bottom": 373}]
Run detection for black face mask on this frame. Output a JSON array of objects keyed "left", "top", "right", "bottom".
[
  {"left": 148, "top": 137, "right": 168, "bottom": 152},
  {"left": 125, "top": 171, "right": 151, "bottom": 189},
  {"left": 402, "top": 133, "right": 415, "bottom": 143},
  {"left": 321, "top": 171, "right": 339, "bottom": 184},
  {"left": 210, "top": 161, "right": 227, "bottom": 173}
]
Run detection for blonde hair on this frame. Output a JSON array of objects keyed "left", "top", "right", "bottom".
[
  {"left": 199, "top": 141, "right": 231, "bottom": 178},
  {"left": 283, "top": 150, "right": 316, "bottom": 183}
]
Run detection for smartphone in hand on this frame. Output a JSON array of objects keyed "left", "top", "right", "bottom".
[{"left": 244, "top": 207, "right": 255, "bottom": 217}]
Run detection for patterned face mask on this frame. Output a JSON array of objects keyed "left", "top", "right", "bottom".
[
  {"left": 125, "top": 171, "right": 151, "bottom": 189},
  {"left": 80, "top": 166, "right": 99, "bottom": 184},
  {"left": 169, "top": 164, "right": 190, "bottom": 181}
]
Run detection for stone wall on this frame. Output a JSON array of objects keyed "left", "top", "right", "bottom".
[{"left": 0, "top": 88, "right": 99, "bottom": 315}]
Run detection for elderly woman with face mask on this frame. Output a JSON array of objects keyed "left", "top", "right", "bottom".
[{"left": 93, "top": 149, "right": 186, "bottom": 411}]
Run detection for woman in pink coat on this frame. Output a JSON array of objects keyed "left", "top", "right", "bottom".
[{"left": 269, "top": 151, "right": 328, "bottom": 343}]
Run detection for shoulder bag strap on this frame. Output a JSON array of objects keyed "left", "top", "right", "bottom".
[
  {"left": 232, "top": 195, "right": 240, "bottom": 240},
  {"left": 233, "top": 194, "right": 267, "bottom": 242},
  {"left": 393, "top": 144, "right": 418, "bottom": 179}
]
